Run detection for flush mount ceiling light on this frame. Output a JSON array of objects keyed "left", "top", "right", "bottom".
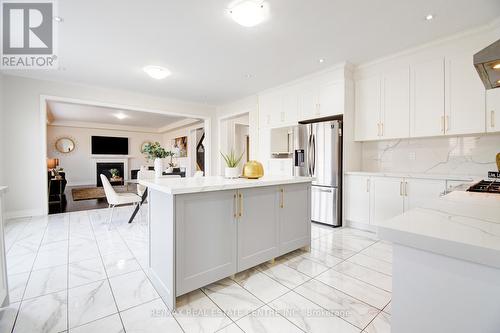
[
  {"left": 425, "top": 14, "right": 434, "bottom": 21},
  {"left": 143, "top": 65, "right": 171, "bottom": 80},
  {"left": 319, "top": 58, "right": 325, "bottom": 63},
  {"left": 114, "top": 113, "right": 128, "bottom": 120},
  {"left": 228, "top": 0, "right": 269, "bottom": 27}
]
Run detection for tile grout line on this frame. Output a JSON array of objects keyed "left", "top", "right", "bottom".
[
  {"left": 9, "top": 215, "right": 53, "bottom": 333},
  {"left": 87, "top": 209, "right": 127, "bottom": 332}
]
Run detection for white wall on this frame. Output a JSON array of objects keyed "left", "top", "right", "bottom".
[
  {"left": 162, "top": 121, "right": 204, "bottom": 177},
  {"left": 47, "top": 125, "right": 163, "bottom": 185},
  {"left": 216, "top": 96, "right": 258, "bottom": 175},
  {"left": 2, "top": 75, "right": 216, "bottom": 218}
]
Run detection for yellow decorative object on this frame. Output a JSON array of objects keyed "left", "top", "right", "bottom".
[
  {"left": 242, "top": 161, "right": 264, "bottom": 179},
  {"left": 497, "top": 153, "right": 500, "bottom": 171}
]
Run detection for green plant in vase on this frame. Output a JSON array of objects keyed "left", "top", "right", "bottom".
[{"left": 221, "top": 149, "right": 244, "bottom": 179}]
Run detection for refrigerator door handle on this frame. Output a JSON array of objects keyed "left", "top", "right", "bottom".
[
  {"left": 311, "top": 134, "right": 316, "bottom": 176},
  {"left": 307, "top": 133, "right": 313, "bottom": 176}
]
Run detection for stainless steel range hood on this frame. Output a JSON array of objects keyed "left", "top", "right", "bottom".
[{"left": 474, "top": 39, "right": 500, "bottom": 90}]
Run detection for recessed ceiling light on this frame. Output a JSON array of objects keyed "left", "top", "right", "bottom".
[
  {"left": 143, "top": 65, "right": 171, "bottom": 80},
  {"left": 54, "top": 16, "right": 63, "bottom": 22},
  {"left": 425, "top": 14, "right": 434, "bottom": 21},
  {"left": 319, "top": 58, "right": 325, "bottom": 63},
  {"left": 114, "top": 113, "right": 128, "bottom": 120},
  {"left": 493, "top": 63, "right": 500, "bottom": 70},
  {"left": 228, "top": 0, "right": 269, "bottom": 27}
]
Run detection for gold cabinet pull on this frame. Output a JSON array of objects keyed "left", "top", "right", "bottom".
[
  {"left": 233, "top": 194, "right": 237, "bottom": 218},
  {"left": 280, "top": 188, "right": 284, "bottom": 208},
  {"left": 239, "top": 193, "right": 243, "bottom": 217}
]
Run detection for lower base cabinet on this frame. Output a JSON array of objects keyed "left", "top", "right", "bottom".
[
  {"left": 175, "top": 183, "right": 311, "bottom": 296},
  {"left": 345, "top": 174, "right": 448, "bottom": 228}
]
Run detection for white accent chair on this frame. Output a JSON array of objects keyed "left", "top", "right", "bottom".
[
  {"left": 100, "top": 174, "right": 141, "bottom": 227},
  {"left": 137, "top": 170, "right": 155, "bottom": 197}
]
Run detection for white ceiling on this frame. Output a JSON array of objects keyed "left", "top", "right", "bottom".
[
  {"left": 8, "top": 0, "right": 500, "bottom": 104},
  {"left": 47, "top": 101, "right": 194, "bottom": 131}
]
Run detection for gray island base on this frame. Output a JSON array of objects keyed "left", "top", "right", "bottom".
[{"left": 141, "top": 176, "right": 313, "bottom": 309}]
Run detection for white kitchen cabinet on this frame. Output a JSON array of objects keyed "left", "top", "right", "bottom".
[
  {"left": 403, "top": 178, "right": 446, "bottom": 211},
  {"left": 278, "top": 183, "right": 311, "bottom": 255},
  {"left": 282, "top": 92, "right": 299, "bottom": 125},
  {"left": 486, "top": 88, "right": 500, "bottom": 133},
  {"left": 318, "top": 80, "right": 344, "bottom": 117},
  {"left": 445, "top": 53, "right": 486, "bottom": 135},
  {"left": 299, "top": 85, "right": 319, "bottom": 121},
  {"left": 344, "top": 175, "right": 371, "bottom": 225},
  {"left": 174, "top": 190, "right": 238, "bottom": 295},
  {"left": 355, "top": 75, "right": 381, "bottom": 141},
  {"left": 411, "top": 58, "right": 445, "bottom": 138},
  {"left": 237, "top": 187, "right": 280, "bottom": 271},
  {"left": 370, "top": 177, "right": 404, "bottom": 226},
  {"left": 382, "top": 67, "right": 410, "bottom": 139},
  {"left": 259, "top": 92, "right": 281, "bottom": 128}
]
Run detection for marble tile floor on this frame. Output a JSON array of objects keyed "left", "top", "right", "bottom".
[{"left": 0, "top": 206, "right": 392, "bottom": 333}]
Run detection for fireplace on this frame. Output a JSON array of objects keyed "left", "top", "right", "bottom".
[{"left": 96, "top": 162, "right": 125, "bottom": 187}]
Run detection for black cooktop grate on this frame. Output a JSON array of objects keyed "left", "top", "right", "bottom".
[{"left": 467, "top": 180, "right": 500, "bottom": 193}]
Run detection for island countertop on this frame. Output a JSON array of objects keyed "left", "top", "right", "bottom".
[
  {"left": 378, "top": 190, "right": 500, "bottom": 269},
  {"left": 139, "top": 175, "right": 314, "bottom": 195}
]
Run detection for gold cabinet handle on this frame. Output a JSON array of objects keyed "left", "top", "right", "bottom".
[
  {"left": 280, "top": 188, "right": 284, "bottom": 208},
  {"left": 492, "top": 110, "right": 496, "bottom": 128},
  {"left": 233, "top": 194, "right": 237, "bottom": 218},
  {"left": 239, "top": 193, "right": 243, "bottom": 217},
  {"left": 404, "top": 181, "right": 408, "bottom": 197}
]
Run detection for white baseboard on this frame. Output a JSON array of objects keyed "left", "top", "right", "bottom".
[
  {"left": 344, "top": 219, "right": 378, "bottom": 233},
  {"left": 5, "top": 209, "right": 46, "bottom": 219}
]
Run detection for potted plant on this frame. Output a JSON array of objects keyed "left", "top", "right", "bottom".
[
  {"left": 221, "top": 149, "right": 244, "bottom": 179},
  {"left": 143, "top": 142, "right": 172, "bottom": 178},
  {"left": 109, "top": 168, "right": 120, "bottom": 180}
]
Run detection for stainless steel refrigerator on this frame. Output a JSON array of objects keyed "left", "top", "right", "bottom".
[{"left": 293, "top": 119, "right": 342, "bottom": 227}]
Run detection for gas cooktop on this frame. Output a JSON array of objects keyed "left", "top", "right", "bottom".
[{"left": 467, "top": 180, "right": 500, "bottom": 194}]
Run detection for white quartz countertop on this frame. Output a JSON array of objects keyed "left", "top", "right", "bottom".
[
  {"left": 378, "top": 191, "right": 500, "bottom": 269},
  {"left": 139, "top": 176, "right": 314, "bottom": 195},
  {"left": 345, "top": 171, "right": 477, "bottom": 181}
]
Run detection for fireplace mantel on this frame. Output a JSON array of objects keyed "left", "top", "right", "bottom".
[{"left": 92, "top": 157, "right": 130, "bottom": 183}]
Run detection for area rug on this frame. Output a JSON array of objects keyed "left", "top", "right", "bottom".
[{"left": 72, "top": 187, "right": 128, "bottom": 201}]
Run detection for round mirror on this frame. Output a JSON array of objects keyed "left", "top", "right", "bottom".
[
  {"left": 55, "top": 138, "right": 75, "bottom": 153},
  {"left": 141, "top": 141, "right": 152, "bottom": 153}
]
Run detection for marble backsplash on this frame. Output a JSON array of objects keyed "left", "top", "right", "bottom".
[{"left": 361, "top": 134, "right": 500, "bottom": 177}]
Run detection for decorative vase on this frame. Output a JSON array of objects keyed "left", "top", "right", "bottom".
[
  {"left": 242, "top": 160, "right": 264, "bottom": 179},
  {"left": 154, "top": 158, "right": 163, "bottom": 178},
  {"left": 225, "top": 167, "right": 240, "bottom": 179}
]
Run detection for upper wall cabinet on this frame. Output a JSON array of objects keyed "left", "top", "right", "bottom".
[
  {"left": 354, "top": 76, "right": 381, "bottom": 141},
  {"left": 486, "top": 88, "right": 500, "bottom": 133},
  {"left": 382, "top": 67, "right": 410, "bottom": 139},
  {"left": 445, "top": 52, "right": 485, "bottom": 135},
  {"left": 410, "top": 57, "right": 445, "bottom": 138},
  {"left": 318, "top": 80, "right": 345, "bottom": 117},
  {"left": 259, "top": 72, "right": 346, "bottom": 129}
]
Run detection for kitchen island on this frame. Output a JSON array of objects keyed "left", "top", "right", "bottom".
[
  {"left": 140, "top": 176, "right": 313, "bottom": 309},
  {"left": 378, "top": 190, "right": 500, "bottom": 333}
]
